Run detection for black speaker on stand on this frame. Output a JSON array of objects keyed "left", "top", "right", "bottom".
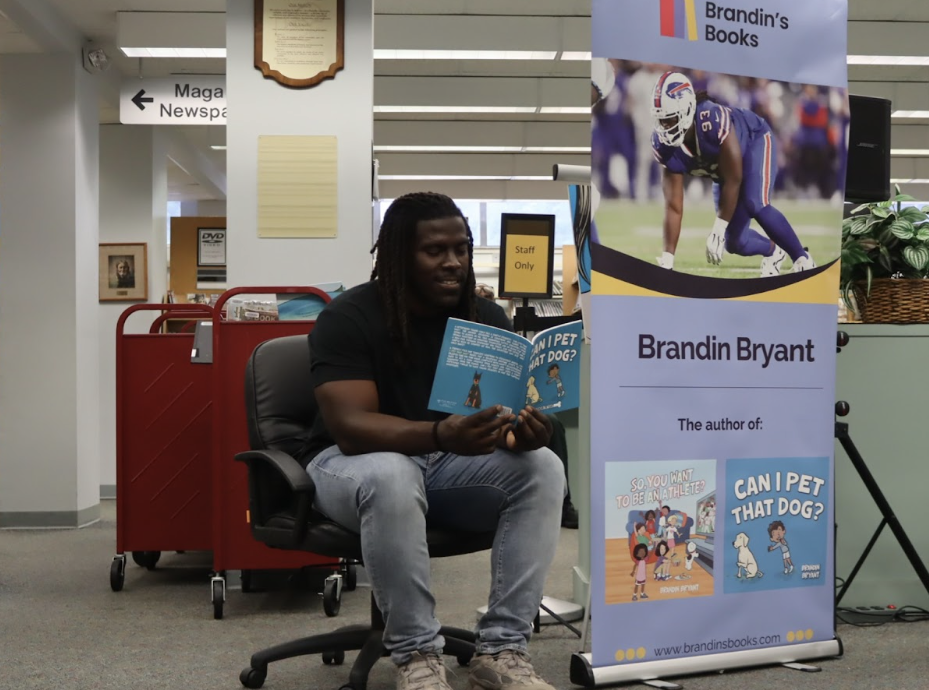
[{"left": 845, "top": 95, "right": 891, "bottom": 204}]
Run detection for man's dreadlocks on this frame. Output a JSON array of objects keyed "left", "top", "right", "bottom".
[{"left": 371, "top": 192, "right": 478, "bottom": 366}]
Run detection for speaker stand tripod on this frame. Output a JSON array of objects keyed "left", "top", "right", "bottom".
[{"left": 834, "top": 401, "right": 929, "bottom": 606}]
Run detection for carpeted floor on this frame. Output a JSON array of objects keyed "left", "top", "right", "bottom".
[{"left": 1, "top": 501, "right": 927, "bottom": 690}]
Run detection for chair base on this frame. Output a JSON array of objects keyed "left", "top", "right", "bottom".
[{"left": 242, "top": 611, "right": 476, "bottom": 690}]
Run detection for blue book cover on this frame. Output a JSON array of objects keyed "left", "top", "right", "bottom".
[{"left": 428, "top": 318, "right": 583, "bottom": 417}]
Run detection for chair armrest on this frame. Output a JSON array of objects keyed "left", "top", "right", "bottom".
[
  {"left": 234, "top": 449, "right": 314, "bottom": 493},
  {"left": 234, "top": 449, "right": 315, "bottom": 547}
]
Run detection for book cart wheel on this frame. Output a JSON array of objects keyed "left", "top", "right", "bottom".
[
  {"left": 109, "top": 554, "right": 126, "bottom": 592},
  {"left": 131, "top": 551, "right": 161, "bottom": 570},
  {"left": 343, "top": 562, "right": 357, "bottom": 591},
  {"left": 211, "top": 575, "right": 226, "bottom": 620},
  {"left": 323, "top": 575, "right": 342, "bottom": 617}
]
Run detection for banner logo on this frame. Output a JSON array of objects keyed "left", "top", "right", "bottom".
[{"left": 660, "top": 0, "right": 699, "bottom": 41}]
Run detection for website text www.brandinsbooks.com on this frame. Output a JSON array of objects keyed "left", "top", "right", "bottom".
[{"left": 655, "top": 633, "right": 781, "bottom": 657}]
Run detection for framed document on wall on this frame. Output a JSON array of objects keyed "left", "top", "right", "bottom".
[{"left": 254, "top": 0, "right": 345, "bottom": 88}]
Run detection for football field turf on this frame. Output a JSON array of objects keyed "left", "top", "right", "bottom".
[{"left": 595, "top": 199, "right": 841, "bottom": 280}]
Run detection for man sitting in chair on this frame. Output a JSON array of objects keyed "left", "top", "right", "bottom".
[{"left": 301, "top": 192, "right": 565, "bottom": 690}]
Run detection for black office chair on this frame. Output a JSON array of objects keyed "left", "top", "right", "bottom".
[{"left": 236, "top": 335, "right": 497, "bottom": 690}]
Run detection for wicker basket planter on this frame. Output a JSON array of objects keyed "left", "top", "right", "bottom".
[{"left": 855, "top": 278, "right": 929, "bottom": 323}]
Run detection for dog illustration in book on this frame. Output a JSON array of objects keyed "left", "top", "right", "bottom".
[
  {"left": 673, "top": 540, "right": 699, "bottom": 580},
  {"left": 733, "top": 532, "right": 763, "bottom": 579},
  {"left": 464, "top": 372, "right": 483, "bottom": 408},
  {"left": 525, "top": 375, "right": 542, "bottom": 404}
]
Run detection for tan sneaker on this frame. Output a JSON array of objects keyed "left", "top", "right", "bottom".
[
  {"left": 469, "top": 650, "right": 556, "bottom": 689},
  {"left": 397, "top": 651, "right": 453, "bottom": 690}
]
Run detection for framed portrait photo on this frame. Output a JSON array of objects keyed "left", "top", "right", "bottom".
[{"left": 99, "top": 243, "right": 148, "bottom": 302}]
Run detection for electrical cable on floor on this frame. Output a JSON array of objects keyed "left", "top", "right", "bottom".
[{"left": 833, "top": 576, "right": 929, "bottom": 627}]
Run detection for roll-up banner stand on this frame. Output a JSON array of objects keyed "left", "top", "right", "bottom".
[{"left": 576, "top": 0, "right": 847, "bottom": 685}]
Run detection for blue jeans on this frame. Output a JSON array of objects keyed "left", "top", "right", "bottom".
[{"left": 307, "top": 445, "right": 566, "bottom": 665}]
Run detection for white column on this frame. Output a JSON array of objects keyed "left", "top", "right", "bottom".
[
  {"left": 0, "top": 53, "right": 101, "bottom": 527},
  {"left": 97, "top": 125, "right": 169, "bottom": 495},
  {"left": 225, "top": 0, "right": 374, "bottom": 289}
]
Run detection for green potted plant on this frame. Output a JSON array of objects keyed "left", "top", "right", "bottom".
[{"left": 840, "top": 186, "right": 929, "bottom": 323}]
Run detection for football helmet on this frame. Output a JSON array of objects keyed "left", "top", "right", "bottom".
[
  {"left": 652, "top": 71, "right": 696, "bottom": 147},
  {"left": 591, "top": 58, "right": 615, "bottom": 106}
]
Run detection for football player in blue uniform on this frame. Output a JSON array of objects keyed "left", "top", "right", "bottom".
[{"left": 650, "top": 71, "right": 815, "bottom": 276}]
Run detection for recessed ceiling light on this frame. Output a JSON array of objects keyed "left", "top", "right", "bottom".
[
  {"left": 210, "top": 145, "right": 227, "bottom": 150},
  {"left": 121, "top": 47, "right": 226, "bottom": 58},
  {"left": 890, "top": 178, "right": 929, "bottom": 184},
  {"left": 848, "top": 55, "right": 929, "bottom": 66},
  {"left": 560, "top": 52, "right": 592, "bottom": 60},
  {"left": 892, "top": 111, "right": 929, "bottom": 118},
  {"left": 891, "top": 149, "right": 929, "bottom": 156}
]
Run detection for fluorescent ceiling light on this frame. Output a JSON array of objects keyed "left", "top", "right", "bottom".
[
  {"left": 374, "top": 50, "right": 556, "bottom": 60},
  {"left": 375, "top": 146, "right": 523, "bottom": 153},
  {"left": 561, "top": 52, "right": 592, "bottom": 60},
  {"left": 890, "top": 178, "right": 929, "bottom": 184},
  {"left": 374, "top": 106, "right": 537, "bottom": 114},
  {"left": 539, "top": 107, "right": 590, "bottom": 114},
  {"left": 848, "top": 55, "right": 929, "bottom": 66},
  {"left": 892, "top": 111, "right": 929, "bottom": 118},
  {"left": 373, "top": 145, "right": 591, "bottom": 153},
  {"left": 891, "top": 149, "right": 929, "bottom": 156},
  {"left": 527, "top": 146, "right": 590, "bottom": 152},
  {"left": 210, "top": 145, "right": 227, "bottom": 150},
  {"left": 379, "top": 175, "right": 552, "bottom": 181},
  {"left": 121, "top": 47, "right": 226, "bottom": 58}
]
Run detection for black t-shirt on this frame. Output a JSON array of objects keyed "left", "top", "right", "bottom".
[{"left": 299, "top": 280, "right": 512, "bottom": 465}]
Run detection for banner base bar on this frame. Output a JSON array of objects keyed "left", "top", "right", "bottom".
[
  {"left": 782, "top": 661, "right": 823, "bottom": 673},
  {"left": 642, "top": 680, "right": 683, "bottom": 690},
  {"left": 570, "top": 639, "right": 843, "bottom": 688}
]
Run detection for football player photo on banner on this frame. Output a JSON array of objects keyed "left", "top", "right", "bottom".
[
  {"left": 577, "top": 0, "right": 847, "bottom": 686},
  {"left": 594, "top": 66, "right": 846, "bottom": 279}
]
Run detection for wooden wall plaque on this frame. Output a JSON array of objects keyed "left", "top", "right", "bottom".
[{"left": 254, "top": 0, "right": 344, "bottom": 88}]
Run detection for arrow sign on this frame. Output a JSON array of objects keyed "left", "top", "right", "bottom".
[
  {"left": 120, "top": 77, "right": 227, "bottom": 125},
  {"left": 131, "top": 89, "right": 154, "bottom": 111}
]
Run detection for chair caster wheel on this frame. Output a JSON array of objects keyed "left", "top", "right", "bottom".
[
  {"left": 239, "top": 666, "right": 266, "bottom": 689},
  {"left": 322, "top": 650, "right": 345, "bottom": 665}
]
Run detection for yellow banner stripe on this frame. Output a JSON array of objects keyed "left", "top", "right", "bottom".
[
  {"left": 685, "top": 0, "right": 698, "bottom": 40},
  {"left": 592, "top": 262, "right": 840, "bottom": 305}
]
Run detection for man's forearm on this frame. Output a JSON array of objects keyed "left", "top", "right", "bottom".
[{"left": 328, "top": 411, "right": 437, "bottom": 456}]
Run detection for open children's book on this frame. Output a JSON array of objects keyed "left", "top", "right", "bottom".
[{"left": 428, "top": 318, "right": 583, "bottom": 417}]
